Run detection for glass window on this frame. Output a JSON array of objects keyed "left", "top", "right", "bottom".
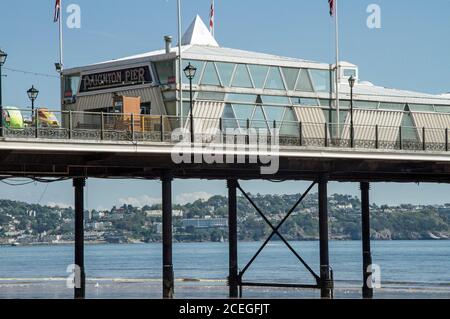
[
  {"left": 401, "top": 113, "right": 418, "bottom": 140},
  {"left": 248, "top": 64, "right": 269, "bottom": 89},
  {"left": 310, "top": 69, "right": 331, "bottom": 92},
  {"left": 251, "top": 105, "right": 269, "bottom": 129},
  {"left": 264, "top": 106, "right": 285, "bottom": 123},
  {"left": 261, "top": 95, "right": 290, "bottom": 105},
  {"left": 232, "top": 104, "right": 255, "bottom": 120},
  {"left": 216, "top": 62, "right": 235, "bottom": 87},
  {"left": 379, "top": 102, "right": 405, "bottom": 111},
  {"left": 222, "top": 104, "right": 239, "bottom": 130},
  {"left": 197, "top": 91, "right": 226, "bottom": 101},
  {"left": 200, "top": 62, "right": 221, "bottom": 86},
  {"left": 181, "top": 60, "right": 204, "bottom": 85},
  {"left": 434, "top": 105, "right": 450, "bottom": 113},
  {"left": 343, "top": 68, "right": 357, "bottom": 77},
  {"left": 281, "top": 68, "right": 299, "bottom": 91},
  {"left": 265, "top": 67, "right": 285, "bottom": 90},
  {"left": 319, "top": 99, "right": 332, "bottom": 107},
  {"left": 64, "top": 74, "right": 80, "bottom": 98},
  {"left": 165, "top": 101, "right": 177, "bottom": 116},
  {"left": 296, "top": 69, "right": 314, "bottom": 92},
  {"left": 226, "top": 93, "right": 258, "bottom": 103},
  {"left": 280, "top": 108, "right": 299, "bottom": 136},
  {"left": 408, "top": 104, "right": 435, "bottom": 112},
  {"left": 140, "top": 102, "right": 152, "bottom": 115},
  {"left": 355, "top": 101, "right": 379, "bottom": 109},
  {"left": 232, "top": 64, "right": 253, "bottom": 88},
  {"left": 155, "top": 60, "right": 175, "bottom": 85},
  {"left": 292, "top": 97, "right": 319, "bottom": 106}
]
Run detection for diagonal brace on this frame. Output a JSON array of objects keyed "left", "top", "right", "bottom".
[{"left": 237, "top": 182, "right": 320, "bottom": 283}]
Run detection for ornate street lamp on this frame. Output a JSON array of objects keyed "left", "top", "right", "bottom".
[
  {"left": 183, "top": 63, "right": 197, "bottom": 143},
  {"left": 27, "top": 85, "right": 39, "bottom": 113},
  {"left": 0, "top": 49, "right": 8, "bottom": 137},
  {"left": 348, "top": 75, "right": 356, "bottom": 148}
]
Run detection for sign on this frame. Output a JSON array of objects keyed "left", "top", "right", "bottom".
[{"left": 79, "top": 66, "right": 152, "bottom": 93}]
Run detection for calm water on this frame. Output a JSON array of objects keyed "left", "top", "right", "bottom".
[{"left": 0, "top": 241, "right": 449, "bottom": 299}]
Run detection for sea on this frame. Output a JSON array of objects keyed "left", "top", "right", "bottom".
[{"left": 0, "top": 241, "right": 449, "bottom": 299}]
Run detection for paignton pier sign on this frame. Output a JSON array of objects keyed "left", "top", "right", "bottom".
[{"left": 80, "top": 66, "right": 152, "bottom": 93}]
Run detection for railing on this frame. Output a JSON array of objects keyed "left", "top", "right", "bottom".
[{"left": 2, "top": 109, "right": 450, "bottom": 153}]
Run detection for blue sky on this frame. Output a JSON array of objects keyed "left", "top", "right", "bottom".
[{"left": 1, "top": 0, "right": 450, "bottom": 209}]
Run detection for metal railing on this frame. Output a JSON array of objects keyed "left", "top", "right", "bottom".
[{"left": 2, "top": 109, "right": 450, "bottom": 153}]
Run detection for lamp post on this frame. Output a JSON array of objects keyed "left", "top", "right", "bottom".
[
  {"left": 0, "top": 49, "right": 8, "bottom": 137},
  {"left": 27, "top": 85, "right": 39, "bottom": 113},
  {"left": 348, "top": 75, "right": 356, "bottom": 148},
  {"left": 183, "top": 63, "right": 197, "bottom": 143}
]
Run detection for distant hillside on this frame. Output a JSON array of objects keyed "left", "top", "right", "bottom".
[{"left": 1, "top": 193, "right": 450, "bottom": 245}]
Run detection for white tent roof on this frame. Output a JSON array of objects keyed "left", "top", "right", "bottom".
[{"left": 180, "top": 15, "right": 219, "bottom": 47}]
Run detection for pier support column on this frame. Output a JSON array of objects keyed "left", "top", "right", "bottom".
[
  {"left": 318, "top": 176, "right": 333, "bottom": 298},
  {"left": 73, "top": 177, "right": 86, "bottom": 299},
  {"left": 360, "top": 182, "right": 374, "bottom": 299},
  {"left": 227, "top": 179, "right": 239, "bottom": 298},
  {"left": 161, "top": 171, "right": 174, "bottom": 299}
]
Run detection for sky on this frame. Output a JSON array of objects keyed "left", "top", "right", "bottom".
[{"left": 1, "top": 0, "right": 450, "bottom": 209}]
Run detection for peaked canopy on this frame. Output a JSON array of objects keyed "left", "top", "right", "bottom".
[{"left": 181, "top": 15, "right": 219, "bottom": 47}]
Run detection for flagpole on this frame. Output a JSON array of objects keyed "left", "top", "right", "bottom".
[
  {"left": 334, "top": 0, "right": 340, "bottom": 137},
  {"left": 177, "top": 0, "right": 183, "bottom": 123},
  {"left": 59, "top": 0, "right": 64, "bottom": 70}
]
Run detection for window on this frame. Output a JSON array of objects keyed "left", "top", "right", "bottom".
[
  {"left": 296, "top": 69, "right": 314, "bottom": 92},
  {"left": 355, "top": 101, "right": 379, "bottom": 109},
  {"left": 292, "top": 97, "right": 319, "bottom": 106},
  {"left": 248, "top": 65, "right": 269, "bottom": 89},
  {"left": 197, "top": 91, "right": 226, "bottom": 101},
  {"left": 216, "top": 62, "right": 235, "bottom": 87},
  {"left": 281, "top": 68, "right": 299, "bottom": 91},
  {"left": 222, "top": 104, "right": 239, "bottom": 129},
  {"left": 182, "top": 60, "right": 204, "bottom": 85},
  {"left": 265, "top": 67, "right": 285, "bottom": 90},
  {"left": 435, "top": 105, "right": 450, "bottom": 113},
  {"left": 280, "top": 108, "right": 299, "bottom": 136},
  {"left": 401, "top": 113, "right": 418, "bottom": 141},
  {"left": 226, "top": 93, "right": 258, "bottom": 103},
  {"left": 264, "top": 106, "right": 285, "bottom": 123},
  {"left": 232, "top": 64, "right": 253, "bottom": 88},
  {"left": 408, "top": 104, "right": 435, "bottom": 112},
  {"left": 251, "top": 106, "right": 269, "bottom": 129},
  {"left": 64, "top": 74, "right": 80, "bottom": 98},
  {"left": 200, "top": 62, "right": 221, "bottom": 86},
  {"left": 379, "top": 102, "right": 405, "bottom": 111},
  {"left": 155, "top": 60, "right": 175, "bottom": 85},
  {"left": 140, "top": 102, "right": 152, "bottom": 115},
  {"left": 261, "top": 95, "right": 290, "bottom": 105},
  {"left": 343, "top": 68, "right": 357, "bottom": 78},
  {"left": 310, "top": 69, "right": 331, "bottom": 92}
]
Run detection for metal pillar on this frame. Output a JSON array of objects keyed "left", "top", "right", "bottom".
[
  {"left": 73, "top": 178, "right": 86, "bottom": 299},
  {"left": 360, "top": 182, "right": 374, "bottom": 299},
  {"left": 227, "top": 179, "right": 239, "bottom": 298},
  {"left": 161, "top": 172, "right": 174, "bottom": 299},
  {"left": 318, "top": 176, "right": 333, "bottom": 298}
]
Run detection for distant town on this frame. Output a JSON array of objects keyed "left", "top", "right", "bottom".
[{"left": 1, "top": 193, "right": 449, "bottom": 246}]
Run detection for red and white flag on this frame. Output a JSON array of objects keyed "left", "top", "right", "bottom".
[
  {"left": 328, "top": 0, "right": 335, "bottom": 17},
  {"left": 209, "top": 0, "right": 215, "bottom": 35},
  {"left": 54, "top": 0, "right": 61, "bottom": 22}
]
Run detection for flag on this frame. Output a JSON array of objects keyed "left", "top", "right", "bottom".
[
  {"left": 209, "top": 1, "right": 214, "bottom": 34},
  {"left": 54, "top": 0, "right": 61, "bottom": 23},
  {"left": 328, "top": 0, "right": 334, "bottom": 17}
]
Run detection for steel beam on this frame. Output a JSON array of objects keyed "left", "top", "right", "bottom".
[
  {"left": 73, "top": 177, "right": 86, "bottom": 299},
  {"left": 161, "top": 171, "right": 174, "bottom": 299},
  {"left": 227, "top": 179, "right": 239, "bottom": 298},
  {"left": 360, "top": 182, "right": 374, "bottom": 299},
  {"left": 318, "top": 176, "right": 333, "bottom": 298}
]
